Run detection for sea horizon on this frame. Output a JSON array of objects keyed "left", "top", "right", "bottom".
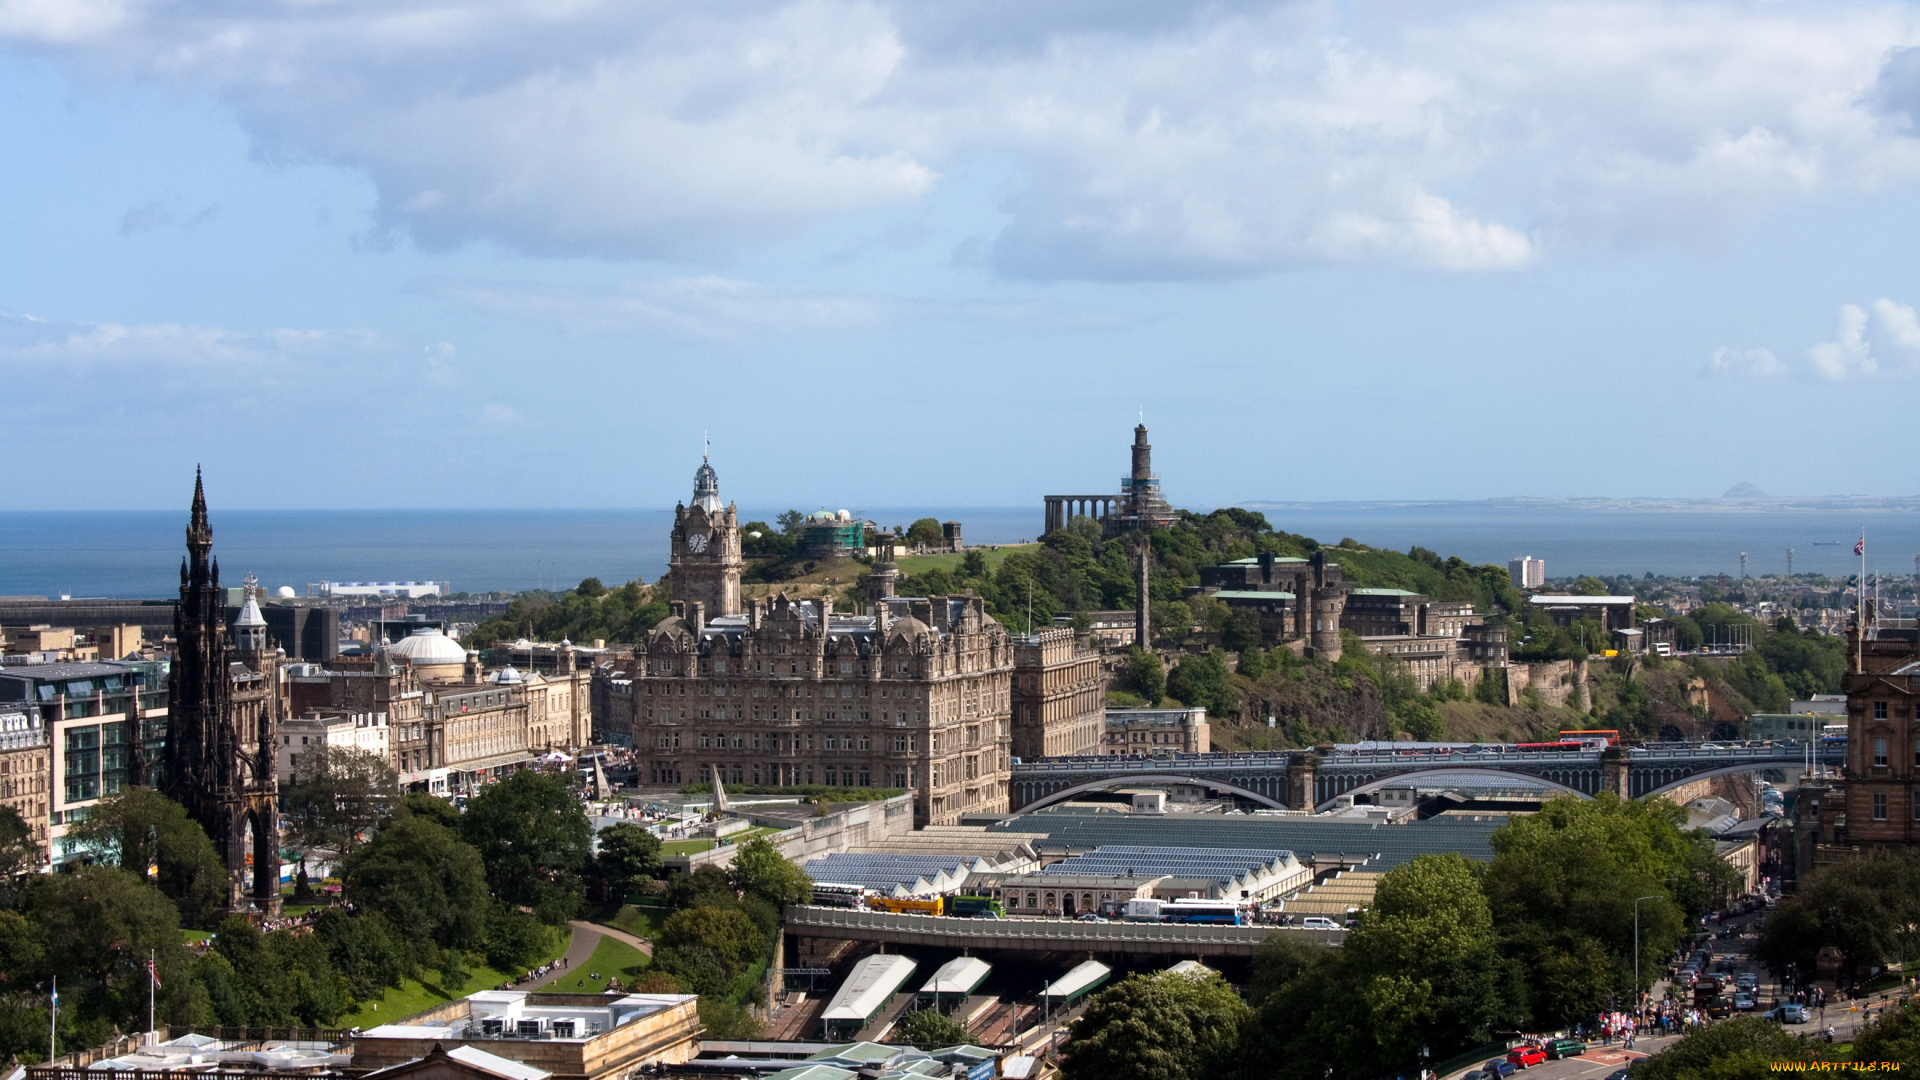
[{"left": 2, "top": 497, "right": 1915, "bottom": 599}]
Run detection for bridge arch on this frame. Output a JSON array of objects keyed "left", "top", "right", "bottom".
[
  {"left": 1315, "top": 768, "right": 1594, "bottom": 813},
  {"left": 1636, "top": 761, "right": 1804, "bottom": 801},
  {"left": 1017, "top": 773, "right": 1291, "bottom": 813}
]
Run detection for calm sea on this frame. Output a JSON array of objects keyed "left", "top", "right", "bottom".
[{"left": 0, "top": 501, "right": 1914, "bottom": 599}]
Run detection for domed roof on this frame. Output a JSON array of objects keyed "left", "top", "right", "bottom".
[
  {"left": 490, "top": 666, "right": 525, "bottom": 685},
  {"left": 388, "top": 628, "right": 467, "bottom": 665},
  {"left": 275, "top": 585, "right": 297, "bottom": 599},
  {"left": 887, "top": 616, "right": 933, "bottom": 640}
]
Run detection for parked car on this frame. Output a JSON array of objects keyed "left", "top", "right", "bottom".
[
  {"left": 1459, "top": 1071, "right": 1492, "bottom": 1080},
  {"left": 1507, "top": 1046, "right": 1548, "bottom": 1069},
  {"left": 1545, "top": 1038, "right": 1588, "bottom": 1060},
  {"left": 1605, "top": 1069, "right": 1633, "bottom": 1080},
  {"left": 1766, "top": 1004, "right": 1810, "bottom": 1024},
  {"left": 1482, "top": 1059, "right": 1517, "bottom": 1078}
]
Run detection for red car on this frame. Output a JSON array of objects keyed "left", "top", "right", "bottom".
[{"left": 1507, "top": 1047, "right": 1548, "bottom": 1069}]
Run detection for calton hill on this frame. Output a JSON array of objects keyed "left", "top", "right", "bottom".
[{"left": 467, "top": 507, "right": 1851, "bottom": 749}]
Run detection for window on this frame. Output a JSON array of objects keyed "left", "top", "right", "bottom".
[
  {"left": 1876, "top": 701, "right": 1889, "bottom": 720},
  {"left": 1873, "top": 791, "right": 1888, "bottom": 821},
  {"left": 1874, "top": 737, "right": 1889, "bottom": 767}
]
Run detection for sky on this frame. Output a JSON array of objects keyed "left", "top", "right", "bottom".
[{"left": 4, "top": 0, "right": 1920, "bottom": 511}]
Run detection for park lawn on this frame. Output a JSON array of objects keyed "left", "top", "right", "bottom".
[
  {"left": 536, "top": 937, "right": 650, "bottom": 993},
  {"left": 895, "top": 544, "right": 1037, "bottom": 576},
  {"left": 662, "top": 825, "right": 785, "bottom": 857},
  {"left": 181, "top": 930, "right": 213, "bottom": 945},
  {"left": 337, "top": 928, "right": 567, "bottom": 1029}
]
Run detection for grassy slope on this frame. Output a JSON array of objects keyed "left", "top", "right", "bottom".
[
  {"left": 599, "top": 904, "right": 666, "bottom": 941},
  {"left": 535, "top": 936, "right": 651, "bottom": 992},
  {"left": 894, "top": 544, "right": 1038, "bottom": 576},
  {"left": 337, "top": 927, "right": 568, "bottom": 1028}
]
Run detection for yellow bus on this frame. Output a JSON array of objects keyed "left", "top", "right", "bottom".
[{"left": 867, "top": 895, "right": 945, "bottom": 916}]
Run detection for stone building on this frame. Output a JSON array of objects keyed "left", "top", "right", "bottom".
[
  {"left": 1010, "top": 628, "right": 1106, "bottom": 759},
  {"left": 160, "top": 473, "right": 285, "bottom": 913},
  {"left": 1103, "top": 707, "right": 1209, "bottom": 755},
  {"left": 1835, "top": 621, "right": 1920, "bottom": 849},
  {"left": 670, "top": 458, "right": 743, "bottom": 617},
  {"left": 286, "top": 635, "right": 587, "bottom": 796},
  {"left": 630, "top": 592, "right": 1013, "bottom": 827},
  {"left": 0, "top": 710, "right": 48, "bottom": 867},
  {"left": 1196, "top": 550, "right": 1350, "bottom": 660}
]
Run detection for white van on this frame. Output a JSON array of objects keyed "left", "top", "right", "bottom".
[{"left": 1300, "top": 916, "right": 1344, "bottom": 930}]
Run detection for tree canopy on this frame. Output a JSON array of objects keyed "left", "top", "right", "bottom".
[
  {"left": 66, "top": 788, "right": 228, "bottom": 929},
  {"left": 460, "top": 770, "right": 594, "bottom": 924},
  {"left": 1063, "top": 971, "right": 1249, "bottom": 1080},
  {"left": 281, "top": 744, "right": 399, "bottom": 860}
]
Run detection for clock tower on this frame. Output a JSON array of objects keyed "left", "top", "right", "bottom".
[{"left": 670, "top": 456, "right": 742, "bottom": 616}]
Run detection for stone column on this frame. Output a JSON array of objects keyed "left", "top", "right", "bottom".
[
  {"left": 1135, "top": 543, "right": 1151, "bottom": 649},
  {"left": 1600, "top": 743, "right": 1631, "bottom": 799},
  {"left": 1286, "top": 751, "right": 1320, "bottom": 811}
]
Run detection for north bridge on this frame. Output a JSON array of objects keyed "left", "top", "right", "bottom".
[{"left": 1007, "top": 742, "right": 1842, "bottom": 813}]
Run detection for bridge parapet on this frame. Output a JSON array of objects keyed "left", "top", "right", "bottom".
[
  {"left": 782, "top": 904, "right": 1342, "bottom": 956},
  {"left": 1008, "top": 742, "right": 1843, "bottom": 812}
]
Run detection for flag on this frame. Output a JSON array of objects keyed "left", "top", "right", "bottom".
[
  {"left": 146, "top": 958, "right": 161, "bottom": 990},
  {"left": 1855, "top": 536, "right": 1866, "bottom": 556}
]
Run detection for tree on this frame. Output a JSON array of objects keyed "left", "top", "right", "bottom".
[
  {"left": 574, "top": 577, "right": 607, "bottom": 597},
  {"left": 905, "top": 518, "right": 945, "bottom": 548},
  {"left": 281, "top": 744, "right": 399, "bottom": 860},
  {"left": 1236, "top": 646, "right": 1270, "bottom": 681},
  {"left": 1630, "top": 1016, "right": 1820, "bottom": 1080},
  {"left": 1852, "top": 999, "right": 1920, "bottom": 1068},
  {"left": 1167, "top": 651, "right": 1235, "bottom": 716},
  {"left": 401, "top": 791, "right": 462, "bottom": 828},
  {"left": 18, "top": 867, "right": 202, "bottom": 1050},
  {"left": 653, "top": 903, "right": 765, "bottom": 995},
  {"left": 776, "top": 509, "right": 806, "bottom": 536},
  {"left": 1486, "top": 794, "right": 1732, "bottom": 1027},
  {"left": 342, "top": 815, "right": 489, "bottom": 952},
  {"left": 0, "top": 805, "right": 40, "bottom": 893},
  {"left": 1125, "top": 648, "right": 1166, "bottom": 705},
  {"left": 1755, "top": 853, "right": 1920, "bottom": 986},
  {"left": 594, "top": 822, "right": 664, "bottom": 902},
  {"left": 1222, "top": 608, "right": 1263, "bottom": 653},
  {"left": 65, "top": 788, "right": 227, "bottom": 928},
  {"left": 725, "top": 838, "right": 811, "bottom": 905},
  {"left": 893, "top": 1008, "right": 972, "bottom": 1050},
  {"left": 461, "top": 769, "right": 593, "bottom": 923},
  {"left": 1062, "top": 970, "right": 1249, "bottom": 1080}
]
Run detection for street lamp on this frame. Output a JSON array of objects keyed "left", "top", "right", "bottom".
[{"left": 1634, "top": 895, "right": 1664, "bottom": 1016}]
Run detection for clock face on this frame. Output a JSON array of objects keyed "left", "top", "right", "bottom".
[{"left": 687, "top": 532, "right": 709, "bottom": 553}]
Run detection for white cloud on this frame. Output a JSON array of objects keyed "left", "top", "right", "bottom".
[
  {"left": 10, "top": 0, "right": 1920, "bottom": 277},
  {"left": 432, "top": 275, "right": 883, "bottom": 336},
  {"left": 1805, "top": 298, "right": 1920, "bottom": 379},
  {"left": 0, "top": 314, "right": 386, "bottom": 369},
  {"left": 1703, "top": 347, "right": 1784, "bottom": 378}
]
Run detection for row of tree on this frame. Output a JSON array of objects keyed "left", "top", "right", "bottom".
[
  {"left": 1060, "top": 796, "right": 1740, "bottom": 1080},
  {"left": 0, "top": 767, "right": 654, "bottom": 1061}
]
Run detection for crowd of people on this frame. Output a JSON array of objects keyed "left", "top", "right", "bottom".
[{"left": 501, "top": 955, "right": 570, "bottom": 990}]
